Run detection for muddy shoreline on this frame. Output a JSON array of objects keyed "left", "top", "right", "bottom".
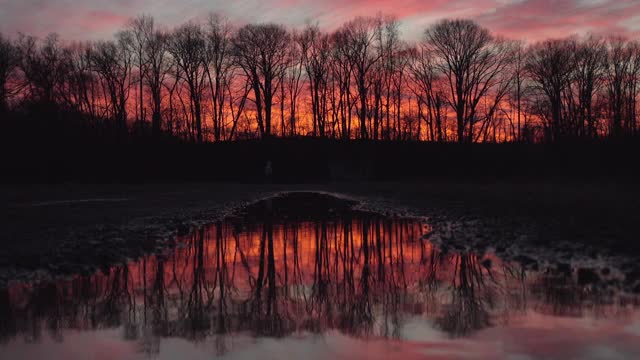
[{"left": 2, "top": 181, "right": 639, "bottom": 287}]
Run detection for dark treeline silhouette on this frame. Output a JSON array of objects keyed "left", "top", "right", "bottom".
[
  {"left": 1, "top": 207, "right": 629, "bottom": 354},
  {"left": 1, "top": 15, "right": 640, "bottom": 145}
]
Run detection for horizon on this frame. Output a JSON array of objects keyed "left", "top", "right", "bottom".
[{"left": 1, "top": 0, "right": 639, "bottom": 43}]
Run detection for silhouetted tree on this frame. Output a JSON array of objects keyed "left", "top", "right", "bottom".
[
  {"left": 330, "top": 29, "right": 356, "bottom": 140},
  {"left": 376, "top": 16, "right": 403, "bottom": 140},
  {"left": 139, "top": 18, "right": 170, "bottom": 138},
  {"left": 409, "top": 45, "right": 445, "bottom": 142},
  {"left": 58, "top": 43, "right": 98, "bottom": 119},
  {"left": 606, "top": 37, "right": 638, "bottom": 137},
  {"left": 425, "top": 19, "right": 514, "bottom": 143},
  {"left": 504, "top": 42, "right": 528, "bottom": 142},
  {"left": 284, "top": 31, "right": 304, "bottom": 136},
  {"left": 0, "top": 34, "right": 20, "bottom": 114},
  {"left": 300, "top": 25, "right": 331, "bottom": 137},
  {"left": 205, "top": 14, "right": 233, "bottom": 141},
  {"left": 168, "top": 23, "right": 207, "bottom": 142},
  {"left": 232, "top": 23, "right": 290, "bottom": 138},
  {"left": 338, "top": 17, "right": 382, "bottom": 139},
  {"left": 127, "top": 16, "right": 154, "bottom": 128},
  {"left": 89, "top": 33, "right": 133, "bottom": 137},
  {"left": 525, "top": 39, "right": 575, "bottom": 142},
  {"left": 17, "top": 33, "right": 67, "bottom": 107},
  {"left": 571, "top": 37, "right": 607, "bottom": 138},
  {"left": 628, "top": 42, "right": 640, "bottom": 135},
  {"left": 3, "top": 14, "right": 640, "bottom": 143}
]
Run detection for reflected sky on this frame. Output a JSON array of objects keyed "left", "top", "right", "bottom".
[{"left": 1, "top": 206, "right": 639, "bottom": 359}]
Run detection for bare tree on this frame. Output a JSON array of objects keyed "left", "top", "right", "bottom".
[
  {"left": 409, "top": 45, "right": 446, "bottom": 142},
  {"left": 525, "top": 39, "right": 575, "bottom": 141},
  {"left": 627, "top": 41, "right": 640, "bottom": 135},
  {"left": 89, "top": 33, "right": 134, "bottom": 137},
  {"left": 285, "top": 32, "right": 304, "bottom": 137},
  {"left": 168, "top": 23, "right": 207, "bottom": 142},
  {"left": 606, "top": 37, "right": 637, "bottom": 137},
  {"left": 204, "top": 14, "right": 233, "bottom": 141},
  {"left": 390, "top": 45, "right": 412, "bottom": 140},
  {"left": 232, "top": 23, "right": 290, "bottom": 138},
  {"left": 300, "top": 25, "right": 331, "bottom": 137},
  {"left": 425, "top": 19, "right": 514, "bottom": 143},
  {"left": 338, "top": 17, "right": 383, "bottom": 139},
  {"left": 375, "top": 16, "right": 403, "bottom": 140},
  {"left": 0, "top": 34, "right": 21, "bottom": 113},
  {"left": 17, "top": 33, "right": 68, "bottom": 106},
  {"left": 226, "top": 69, "right": 252, "bottom": 140},
  {"left": 57, "top": 43, "right": 95, "bottom": 117},
  {"left": 571, "top": 36, "right": 607, "bottom": 138},
  {"left": 6, "top": 14, "right": 640, "bottom": 144},
  {"left": 508, "top": 42, "right": 526, "bottom": 141},
  {"left": 140, "top": 21, "right": 170, "bottom": 137},
  {"left": 330, "top": 30, "right": 356, "bottom": 140},
  {"left": 127, "top": 16, "right": 155, "bottom": 126}
]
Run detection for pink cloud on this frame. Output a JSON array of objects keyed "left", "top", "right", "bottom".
[
  {"left": 475, "top": 0, "right": 640, "bottom": 41},
  {"left": 0, "top": 0, "right": 637, "bottom": 42}
]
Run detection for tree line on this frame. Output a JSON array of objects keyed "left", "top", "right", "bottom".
[{"left": 1, "top": 14, "right": 639, "bottom": 143}]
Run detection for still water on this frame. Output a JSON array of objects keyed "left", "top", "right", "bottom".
[{"left": 1, "top": 196, "right": 639, "bottom": 359}]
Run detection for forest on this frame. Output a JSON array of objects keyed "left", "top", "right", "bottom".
[{"left": 1, "top": 14, "right": 639, "bottom": 145}]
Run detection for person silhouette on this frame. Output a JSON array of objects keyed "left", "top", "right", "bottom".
[{"left": 264, "top": 160, "right": 273, "bottom": 182}]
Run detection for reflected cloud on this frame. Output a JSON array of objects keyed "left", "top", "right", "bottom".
[{"left": 1, "top": 207, "right": 637, "bottom": 359}]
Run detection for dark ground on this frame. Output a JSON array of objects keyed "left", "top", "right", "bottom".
[
  {"left": 5, "top": 138, "right": 640, "bottom": 183},
  {"left": 2, "top": 180, "right": 639, "bottom": 286}
]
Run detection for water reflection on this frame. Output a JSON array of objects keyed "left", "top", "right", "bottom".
[{"left": 1, "top": 210, "right": 639, "bottom": 358}]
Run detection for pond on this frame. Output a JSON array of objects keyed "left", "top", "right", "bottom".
[{"left": 1, "top": 193, "right": 639, "bottom": 359}]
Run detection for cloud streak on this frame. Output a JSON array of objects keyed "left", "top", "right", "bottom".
[{"left": 0, "top": 0, "right": 638, "bottom": 42}]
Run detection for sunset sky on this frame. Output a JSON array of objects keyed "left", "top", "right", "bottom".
[{"left": 1, "top": 0, "right": 639, "bottom": 42}]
